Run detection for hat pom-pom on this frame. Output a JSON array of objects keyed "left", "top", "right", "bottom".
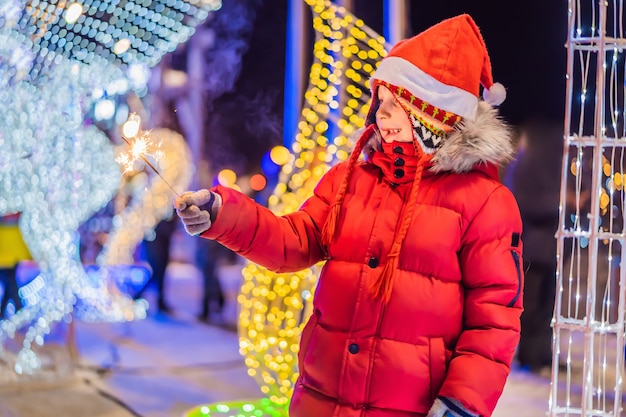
[{"left": 483, "top": 82, "right": 506, "bottom": 106}]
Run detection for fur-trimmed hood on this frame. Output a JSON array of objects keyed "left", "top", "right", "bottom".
[
  {"left": 430, "top": 100, "right": 514, "bottom": 173},
  {"left": 364, "top": 100, "right": 514, "bottom": 176}
]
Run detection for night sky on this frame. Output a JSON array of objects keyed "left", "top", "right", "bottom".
[{"left": 205, "top": 0, "right": 568, "bottom": 174}]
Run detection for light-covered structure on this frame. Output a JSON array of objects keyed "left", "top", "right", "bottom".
[{"left": 552, "top": 1, "right": 626, "bottom": 415}]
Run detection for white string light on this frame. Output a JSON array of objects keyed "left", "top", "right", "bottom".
[
  {"left": 11, "top": 0, "right": 221, "bottom": 81},
  {"left": 0, "top": 55, "right": 142, "bottom": 376},
  {"left": 552, "top": 1, "right": 626, "bottom": 415},
  {"left": 0, "top": 0, "right": 212, "bottom": 378}
]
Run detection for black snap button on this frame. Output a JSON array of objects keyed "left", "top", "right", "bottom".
[
  {"left": 393, "top": 146, "right": 403, "bottom": 154},
  {"left": 393, "top": 157, "right": 405, "bottom": 166},
  {"left": 368, "top": 257, "right": 379, "bottom": 268},
  {"left": 348, "top": 343, "right": 360, "bottom": 354},
  {"left": 394, "top": 169, "right": 405, "bottom": 178}
]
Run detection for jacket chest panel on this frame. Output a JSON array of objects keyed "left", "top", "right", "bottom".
[
  {"left": 397, "top": 204, "right": 462, "bottom": 279},
  {"left": 330, "top": 177, "right": 464, "bottom": 281},
  {"left": 330, "top": 183, "right": 401, "bottom": 264}
]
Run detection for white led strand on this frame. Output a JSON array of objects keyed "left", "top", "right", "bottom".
[
  {"left": 552, "top": 1, "right": 626, "bottom": 416},
  {"left": 0, "top": 0, "right": 201, "bottom": 377},
  {"left": 11, "top": 0, "right": 221, "bottom": 81},
  {"left": 0, "top": 56, "right": 142, "bottom": 376}
]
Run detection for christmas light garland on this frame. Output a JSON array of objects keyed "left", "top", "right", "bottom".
[{"left": 184, "top": 1, "right": 386, "bottom": 415}]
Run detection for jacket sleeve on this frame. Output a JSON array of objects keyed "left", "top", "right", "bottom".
[
  {"left": 438, "top": 184, "right": 524, "bottom": 417},
  {"left": 199, "top": 163, "right": 345, "bottom": 273}
]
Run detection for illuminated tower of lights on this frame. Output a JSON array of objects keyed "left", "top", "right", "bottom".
[
  {"left": 551, "top": 1, "right": 626, "bottom": 415},
  {"left": 183, "top": 1, "right": 386, "bottom": 416}
]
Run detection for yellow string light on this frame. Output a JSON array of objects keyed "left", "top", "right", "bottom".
[
  {"left": 185, "top": 1, "right": 386, "bottom": 415},
  {"left": 237, "top": 0, "right": 385, "bottom": 409}
]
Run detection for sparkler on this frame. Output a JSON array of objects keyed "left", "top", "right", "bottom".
[{"left": 116, "top": 114, "right": 180, "bottom": 196}]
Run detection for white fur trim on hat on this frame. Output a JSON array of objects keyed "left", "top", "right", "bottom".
[{"left": 371, "top": 56, "right": 479, "bottom": 121}]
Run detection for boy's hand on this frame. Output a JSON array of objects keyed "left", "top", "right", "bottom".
[{"left": 175, "top": 190, "right": 221, "bottom": 236}]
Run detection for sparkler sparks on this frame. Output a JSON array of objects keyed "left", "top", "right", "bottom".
[
  {"left": 116, "top": 114, "right": 179, "bottom": 196},
  {"left": 116, "top": 131, "right": 163, "bottom": 174}
]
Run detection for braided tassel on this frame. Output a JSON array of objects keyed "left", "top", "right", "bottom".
[
  {"left": 371, "top": 255, "right": 398, "bottom": 303},
  {"left": 321, "top": 202, "right": 341, "bottom": 246},
  {"left": 321, "top": 126, "right": 375, "bottom": 247}
]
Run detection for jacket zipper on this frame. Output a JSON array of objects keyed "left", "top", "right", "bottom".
[
  {"left": 359, "top": 184, "right": 394, "bottom": 414},
  {"left": 507, "top": 250, "right": 522, "bottom": 307}
]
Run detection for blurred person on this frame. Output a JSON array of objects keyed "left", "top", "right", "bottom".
[
  {"left": 0, "top": 213, "right": 31, "bottom": 319},
  {"left": 195, "top": 237, "right": 227, "bottom": 323},
  {"left": 134, "top": 210, "right": 177, "bottom": 313},
  {"left": 504, "top": 120, "right": 565, "bottom": 373},
  {"left": 177, "top": 15, "right": 523, "bottom": 417}
]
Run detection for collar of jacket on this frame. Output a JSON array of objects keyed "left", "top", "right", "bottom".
[{"left": 369, "top": 141, "right": 433, "bottom": 185}]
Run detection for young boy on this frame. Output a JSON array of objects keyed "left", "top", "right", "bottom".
[{"left": 176, "top": 14, "right": 523, "bottom": 417}]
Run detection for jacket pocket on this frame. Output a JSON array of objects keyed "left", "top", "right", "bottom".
[
  {"left": 369, "top": 338, "right": 434, "bottom": 413},
  {"left": 429, "top": 337, "right": 447, "bottom": 401}
]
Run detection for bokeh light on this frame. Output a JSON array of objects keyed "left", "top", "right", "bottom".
[
  {"left": 0, "top": 0, "right": 213, "bottom": 378},
  {"left": 122, "top": 113, "right": 142, "bottom": 139},
  {"left": 0, "top": 57, "right": 143, "bottom": 376},
  {"left": 261, "top": 151, "right": 281, "bottom": 177},
  {"left": 250, "top": 174, "right": 267, "bottom": 192},
  {"left": 63, "top": 3, "right": 83, "bottom": 24},
  {"left": 217, "top": 169, "right": 237, "bottom": 187},
  {"left": 269, "top": 146, "right": 291, "bottom": 166}
]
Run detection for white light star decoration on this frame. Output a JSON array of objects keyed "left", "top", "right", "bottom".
[
  {"left": 0, "top": 0, "right": 215, "bottom": 379},
  {"left": 0, "top": 52, "right": 138, "bottom": 378}
]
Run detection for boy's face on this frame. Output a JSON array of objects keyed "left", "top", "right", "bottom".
[{"left": 375, "top": 85, "right": 414, "bottom": 143}]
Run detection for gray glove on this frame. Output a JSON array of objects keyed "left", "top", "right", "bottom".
[
  {"left": 427, "top": 397, "right": 479, "bottom": 417},
  {"left": 175, "top": 189, "right": 222, "bottom": 236}
]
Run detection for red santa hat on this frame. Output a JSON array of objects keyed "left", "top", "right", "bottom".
[{"left": 370, "top": 14, "right": 505, "bottom": 125}]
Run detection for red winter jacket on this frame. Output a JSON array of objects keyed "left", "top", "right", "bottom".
[{"left": 201, "top": 102, "right": 523, "bottom": 417}]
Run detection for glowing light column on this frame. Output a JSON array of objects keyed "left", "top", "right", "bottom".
[
  {"left": 551, "top": 1, "right": 626, "bottom": 416},
  {"left": 184, "top": 1, "right": 386, "bottom": 416}
]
